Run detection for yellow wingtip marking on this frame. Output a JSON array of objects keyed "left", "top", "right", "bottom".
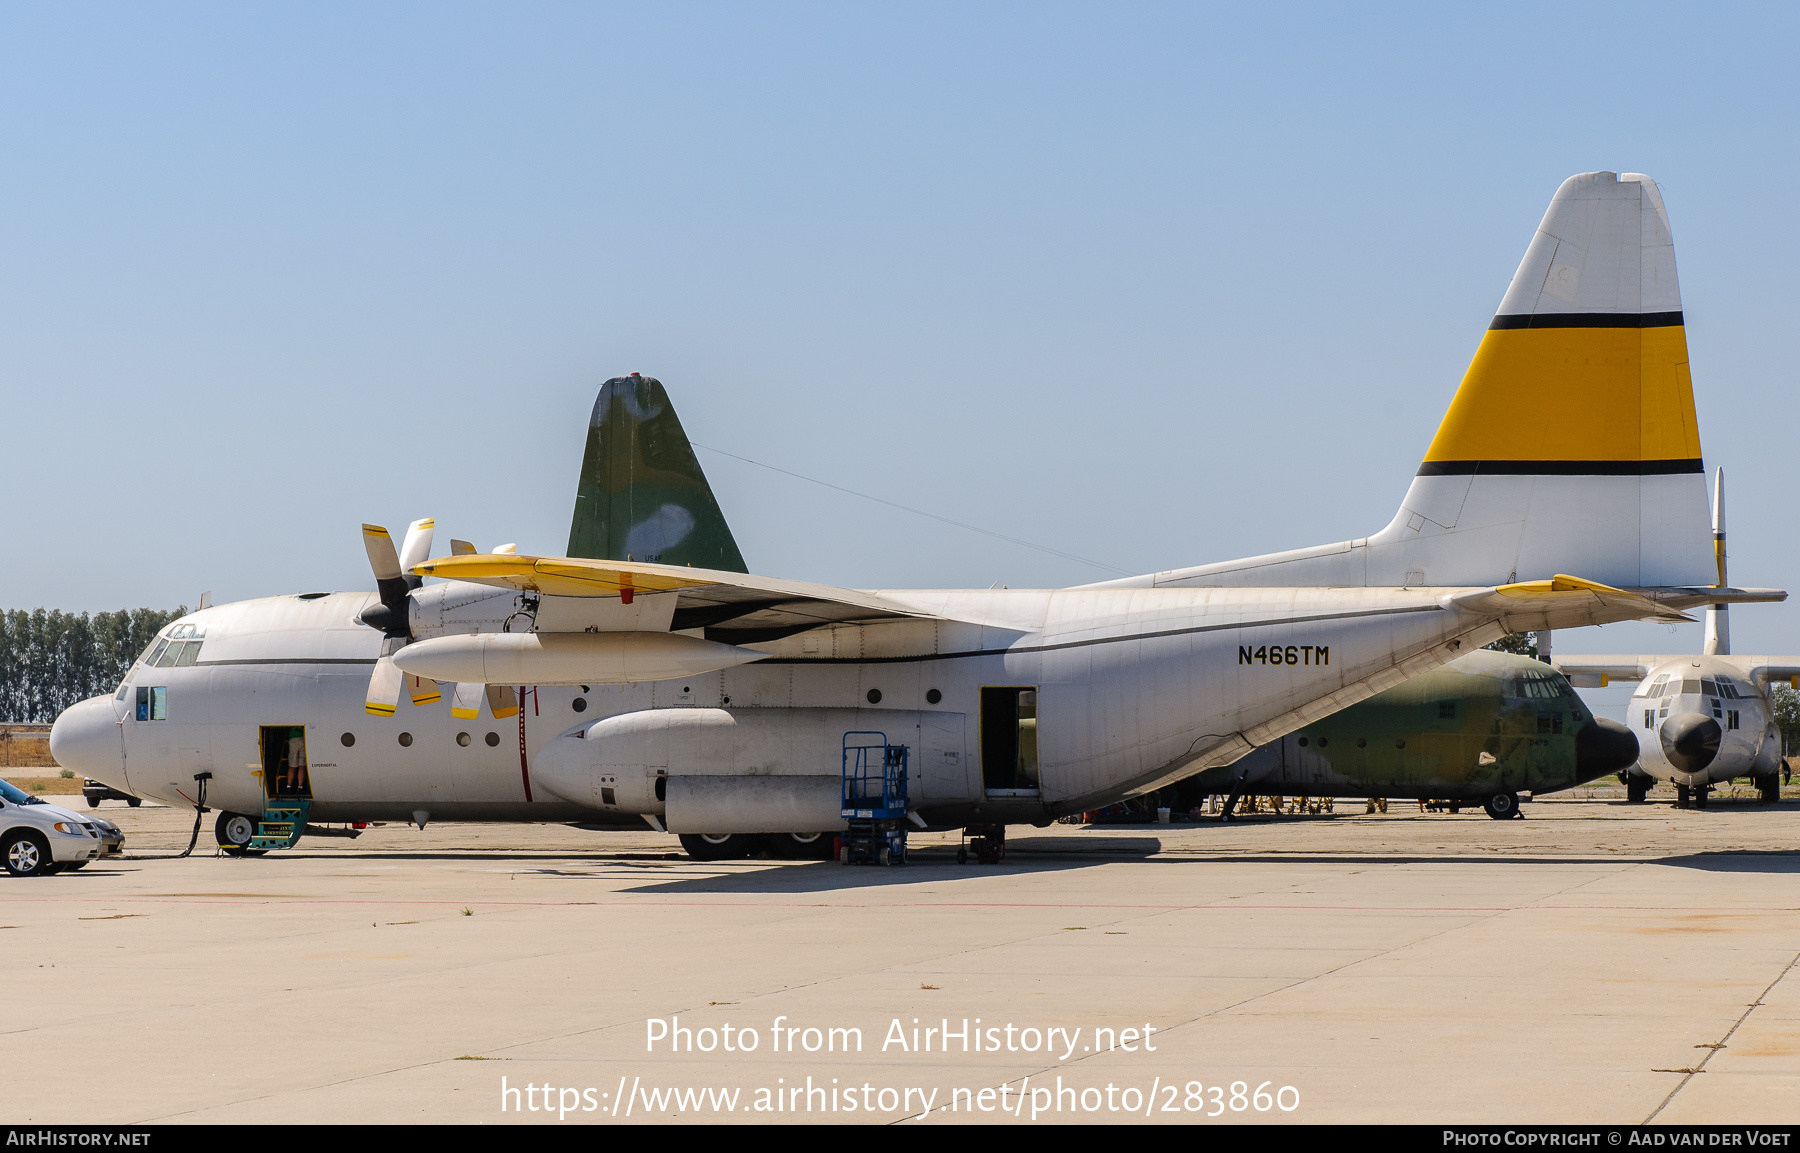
[
  {"left": 365, "top": 703, "right": 395, "bottom": 717},
  {"left": 363, "top": 525, "right": 391, "bottom": 538},
  {"left": 451, "top": 707, "right": 479, "bottom": 719},
  {"left": 491, "top": 707, "right": 520, "bottom": 719}
]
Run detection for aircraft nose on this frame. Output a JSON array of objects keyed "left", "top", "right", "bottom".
[
  {"left": 49, "top": 696, "right": 123, "bottom": 784},
  {"left": 1575, "top": 716, "right": 1639, "bottom": 779},
  {"left": 1659, "top": 712, "right": 1721, "bottom": 774}
]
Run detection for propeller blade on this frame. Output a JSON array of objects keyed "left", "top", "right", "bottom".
[
  {"left": 366, "top": 650, "right": 404, "bottom": 717},
  {"left": 450, "top": 539, "right": 476, "bottom": 556},
  {"left": 487, "top": 684, "right": 519, "bottom": 719},
  {"left": 407, "top": 674, "right": 441, "bottom": 706},
  {"left": 451, "top": 682, "right": 484, "bottom": 719},
  {"left": 398, "top": 518, "right": 436, "bottom": 575},
  {"left": 362, "top": 525, "right": 403, "bottom": 582}
]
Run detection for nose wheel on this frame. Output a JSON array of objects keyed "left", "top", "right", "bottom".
[{"left": 215, "top": 812, "right": 265, "bottom": 856}]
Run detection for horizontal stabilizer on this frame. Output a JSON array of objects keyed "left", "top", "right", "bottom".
[{"left": 1442, "top": 574, "right": 1689, "bottom": 634}]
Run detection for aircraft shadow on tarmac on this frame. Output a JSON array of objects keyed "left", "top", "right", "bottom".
[
  {"left": 1652, "top": 851, "right": 1800, "bottom": 874},
  {"left": 618, "top": 842, "right": 1166, "bottom": 896}
]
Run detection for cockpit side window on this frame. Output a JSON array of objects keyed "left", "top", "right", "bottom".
[{"left": 1509, "top": 672, "right": 1562, "bottom": 700}]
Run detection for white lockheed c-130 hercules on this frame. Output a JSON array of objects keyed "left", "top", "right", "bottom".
[
  {"left": 1556, "top": 468, "right": 1797, "bottom": 808},
  {"left": 49, "top": 171, "right": 1782, "bottom": 861}
]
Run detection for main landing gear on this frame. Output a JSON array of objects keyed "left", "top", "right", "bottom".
[{"left": 1482, "top": 792, "right": 1520, "bottom": 820}]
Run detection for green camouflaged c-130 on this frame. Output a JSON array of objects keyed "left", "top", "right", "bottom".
[{"left": 1183, "top": 649, "right": 1640, "bottom": 819}]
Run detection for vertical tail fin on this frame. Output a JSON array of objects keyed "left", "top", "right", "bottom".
[
  {"left": 567, "top": 374, "right": 748, "bottom": 572},
  {"left": 1704, "top": 467, "right": 1729, "bottom": 654},
  {"left": 1104, "top": 171, "right": 1713, "bottom": 592}
]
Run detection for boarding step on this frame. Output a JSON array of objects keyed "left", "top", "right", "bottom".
[{"left": 250, "top": 801, "right": 311, "bottom": 850}]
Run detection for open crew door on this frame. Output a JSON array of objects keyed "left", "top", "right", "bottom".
[
  {"left": 980, "top": 687, "right": 1039, "bottom": 796},
  {"left": 260, "top": 725, "right": 313, "bottom": 800}
]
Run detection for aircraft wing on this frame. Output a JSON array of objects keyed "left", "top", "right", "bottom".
[
  {"left": 1552, "top": 655, "right": 1800, "bottom": 690},
  {"left": 1724, "top": 659, "right": 1800, "bottom": 688},
  {"left": 413, "top": 553, "right": 943, "bottom": 643},
  {"left": 1550, "top": 656, "right": 1656, "bottom": 687}
]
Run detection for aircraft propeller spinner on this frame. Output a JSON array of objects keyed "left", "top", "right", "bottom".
[{"left": 358, "top": 520, "right": 521, "bottom": 721}]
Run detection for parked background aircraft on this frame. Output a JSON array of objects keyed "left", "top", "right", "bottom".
[
  {"left": 1555, "top": 469, "right": 1793, "bottom": 807},
  {"left": 1183, "top": 649, "right": 1638, "bottom": 820},
  {"left": 50, "top": 172, "right": 1771, "bottom": 860}
]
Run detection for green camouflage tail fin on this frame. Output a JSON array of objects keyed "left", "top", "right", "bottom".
[{"left": 567, "top": 374, "right": 748, "bottom": 572}]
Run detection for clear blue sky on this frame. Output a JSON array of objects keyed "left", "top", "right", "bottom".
[{"left": 4, "top": 2, "right": 1797, "bottom": 701}]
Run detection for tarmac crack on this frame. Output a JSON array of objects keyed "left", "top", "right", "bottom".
[{"left": 1642, "top": 939, "right": 1800, "bottom": 1124}]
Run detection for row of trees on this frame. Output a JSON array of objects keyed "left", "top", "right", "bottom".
[{"left": 0, "top": 608, "right": 185, "bottom": 723}]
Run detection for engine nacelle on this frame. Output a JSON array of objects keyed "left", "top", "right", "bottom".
[{"left": 392, "top": 631, "right": 767, "bottom": 685}]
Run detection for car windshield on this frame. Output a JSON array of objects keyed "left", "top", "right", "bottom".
[{"left": 0, "top": 778, "right": 43, "bottom": 805}]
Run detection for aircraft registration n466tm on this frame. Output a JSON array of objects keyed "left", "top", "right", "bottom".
[{"left": 50, "top": 172, "right": 1782, "bottom": 860}]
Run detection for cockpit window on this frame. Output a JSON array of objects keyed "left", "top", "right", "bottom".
[{"left": 1509, "top": 671, "right": 1565, "bottom": 700}]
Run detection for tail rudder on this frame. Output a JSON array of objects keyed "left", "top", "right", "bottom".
[{"left": 567, "top": 374, "right": 749, "bottom": 572}]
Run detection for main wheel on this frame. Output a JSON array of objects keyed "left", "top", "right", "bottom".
[
  {"left": 3, "top": 830, "right": 56, "bottom": 877},
  {"left": 1694, "top": 786, "right": 1710, "bottom": 810},
  {"left": 769, "top": 832, "right": 833, "bottom": 860},
  {"left": 126, "top": 797, "right": 141, "bottom": 808},
  {"left": 1675, "top": 784, "right": 1691, "bottom": 809},
  {"left": 1759, "top": 775, "right": 1782, "bottom": 803},
  {"left": 1483, "top": 792, "right": 1519, "bottom": 820},
  {"left": 678, "top": 833, "right": 756, "bottom": 861},
  {"left": 1626, "top": 777, "right": 1651, "bottom": 803},
  {"left": 215, "top": 812, "right": 258, "bottom": 851},
  {"left": 85, "top": 796, "right": 100, "bottom": 808}
]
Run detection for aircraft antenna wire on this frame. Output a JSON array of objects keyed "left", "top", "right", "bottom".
[{"left": 691, "top": 442, "right": 1135, "bottom": 576}]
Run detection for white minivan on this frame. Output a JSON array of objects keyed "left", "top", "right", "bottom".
[{"left": 1, "top": 777, "right": 106, "bottom": 876}]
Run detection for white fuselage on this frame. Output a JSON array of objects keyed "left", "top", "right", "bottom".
[
  {"left": 1624, "top": 657, "right": 1783, "bottom": 788},
  {"left": 53, "top": 579, "right": 1508, "bottom": 829}
]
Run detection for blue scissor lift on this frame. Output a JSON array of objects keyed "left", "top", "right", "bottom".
[{"left": 840, "top": 732, "right": 909, "bottom": 866}]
